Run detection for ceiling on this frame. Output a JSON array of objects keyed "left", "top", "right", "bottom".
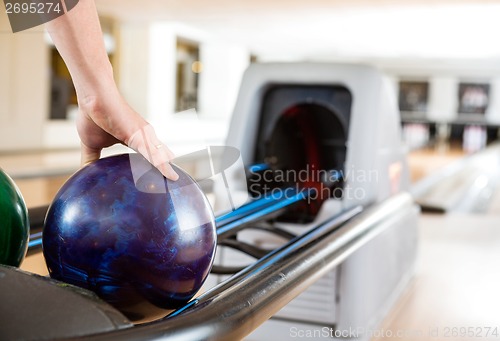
[{"left": 96, "top": 0, "right": 500, "bottom": 63}]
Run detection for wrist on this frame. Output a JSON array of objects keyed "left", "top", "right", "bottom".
[
  {"left": 74, "top": 67, "right": 117, "bottom": 103},
  {"left": 77, "top": 87, "right": 146, "bottom": 144}
]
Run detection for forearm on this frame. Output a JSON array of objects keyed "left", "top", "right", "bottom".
[
  {"left": 43, "top": 0, "right": 179, "bottom": 180},
  {"left": 45, "top": 0, "right": 115, "bottom": 100},
  {"left": 45, "top": 0, "right": 139, "bottom": 142}
]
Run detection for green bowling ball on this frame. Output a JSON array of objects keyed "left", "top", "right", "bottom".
[{"left": 0, "top": 169, "right": 29, "bottom": 266}]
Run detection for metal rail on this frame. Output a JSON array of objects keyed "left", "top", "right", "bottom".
[
  {"left": 26, "top": 188, "right": 312, "bottom": 252},
  {"left": 79, "top": 192, "right": 414, "bottom": 341},
  {"left": 216, "top": 188, "right": 314, "bottom": 239}
]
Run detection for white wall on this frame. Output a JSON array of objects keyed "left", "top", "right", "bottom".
[
  {"left": 427, "top": 77, "right": 457, "bottom": 122},
  {"left": 0, "top": 11, "right": 48, "bottom": 151},
  {"left": 145, "top": 22, "right": 250, "bottom": 120},
  {"left": 0, "top": 13, "right": 12, "bottom": 129},
  {"left": 118, "top": 22, "right": 151, "bottom": 116},
  {"left": 147, "top": 23, "right": 178, "bottom": 124},
  {"left": 144, "top": 22, "right": 249, "bottom": 153},
  {"left": 486, "top": 78, "right": 500, "bottom": 124},
  {"left": 198, "top": 41, "right": 250, "bottom": 119}
]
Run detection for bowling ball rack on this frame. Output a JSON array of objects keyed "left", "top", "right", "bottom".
[{"left": 13, "top": 189, "right": 413, "bottom": 340}]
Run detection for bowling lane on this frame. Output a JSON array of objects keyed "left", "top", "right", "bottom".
[
  {"left": 20, "top": 249, "right": 49, "bottom": 276},
  {"left": 412, "top": 144, "right": 500, "bottom": 214},
  {"left": 15, "top": 176, "right": 69, "bottom": 208},
  {"left": 16, "top": 176, "right": 67, "bottom": 276},
  {"left": 373, "top": 144, "right": 500, "bottom": 341},
  {"left": 407, "top": 146, "right": 466, "bottom": 183},
  {"left": 488, "top": 189, "right": 500, "bottom": 215},
  {"left": 0, "top": 149, "right": 80, "bottom": 180},
  {"left": 373, "top": 213, "right": 500, "bottom": 341}
]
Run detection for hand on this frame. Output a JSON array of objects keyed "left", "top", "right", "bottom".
[
  {"left": 44, "top": 0, "right": 178, "bottom": 180},
  {"left": 77, "top": 91, "right": 179, "bottom": 181}
]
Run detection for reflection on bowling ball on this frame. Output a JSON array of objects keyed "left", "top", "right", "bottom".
[
  {"left": 43, "top": 154, "right": 217, "bottom": 323},
  {"left": 0, "top": 169, "right": 29, "bottom": 267}
]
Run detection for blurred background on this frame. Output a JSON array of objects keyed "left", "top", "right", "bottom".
[
  {"left": 2, "top": 1, "right": 500, "bottom": 339},
  {"left": 1, "top": 0, "right": 500, "bottom": 157}
]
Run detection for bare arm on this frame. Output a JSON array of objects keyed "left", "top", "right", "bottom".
[{"left": 45, "top": 0, "right": 179, "bottom": 180}]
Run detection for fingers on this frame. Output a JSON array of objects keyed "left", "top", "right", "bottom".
[
  {"left": 126, "top": 125, "right": 179, "bottom": 181},
  {"left": 150, "top": 142, "right": 179, "bottom": 181},
  {"left": 80, "top": 143, "right": 101, "bottom": 166}
]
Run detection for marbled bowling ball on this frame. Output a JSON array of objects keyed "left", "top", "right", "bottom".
[
  {"left": 0, "top": 169, "right": 29, "bottom": 267},
  {"left": 43, "top": 154, "right": 216, "bottom": 322}
]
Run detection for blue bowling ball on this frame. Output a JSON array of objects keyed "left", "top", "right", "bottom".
[{"left": 43, "top": 153, "right": 216, "bottom": 322}]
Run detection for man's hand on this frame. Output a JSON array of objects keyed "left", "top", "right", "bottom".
[
  {"left": 77, "top": 93, "right": 179, "bottom": 180},
  {"left": 45, "top": 0, "right": 178, "bottom": 180}
]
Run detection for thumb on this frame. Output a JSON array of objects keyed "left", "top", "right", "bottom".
[{"left": 80, "top": 143, "right": 101, "bottom": 166}]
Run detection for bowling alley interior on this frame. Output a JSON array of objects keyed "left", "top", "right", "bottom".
[{"left": 2, "top": 0, "right": 500, "bottom": 340}]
